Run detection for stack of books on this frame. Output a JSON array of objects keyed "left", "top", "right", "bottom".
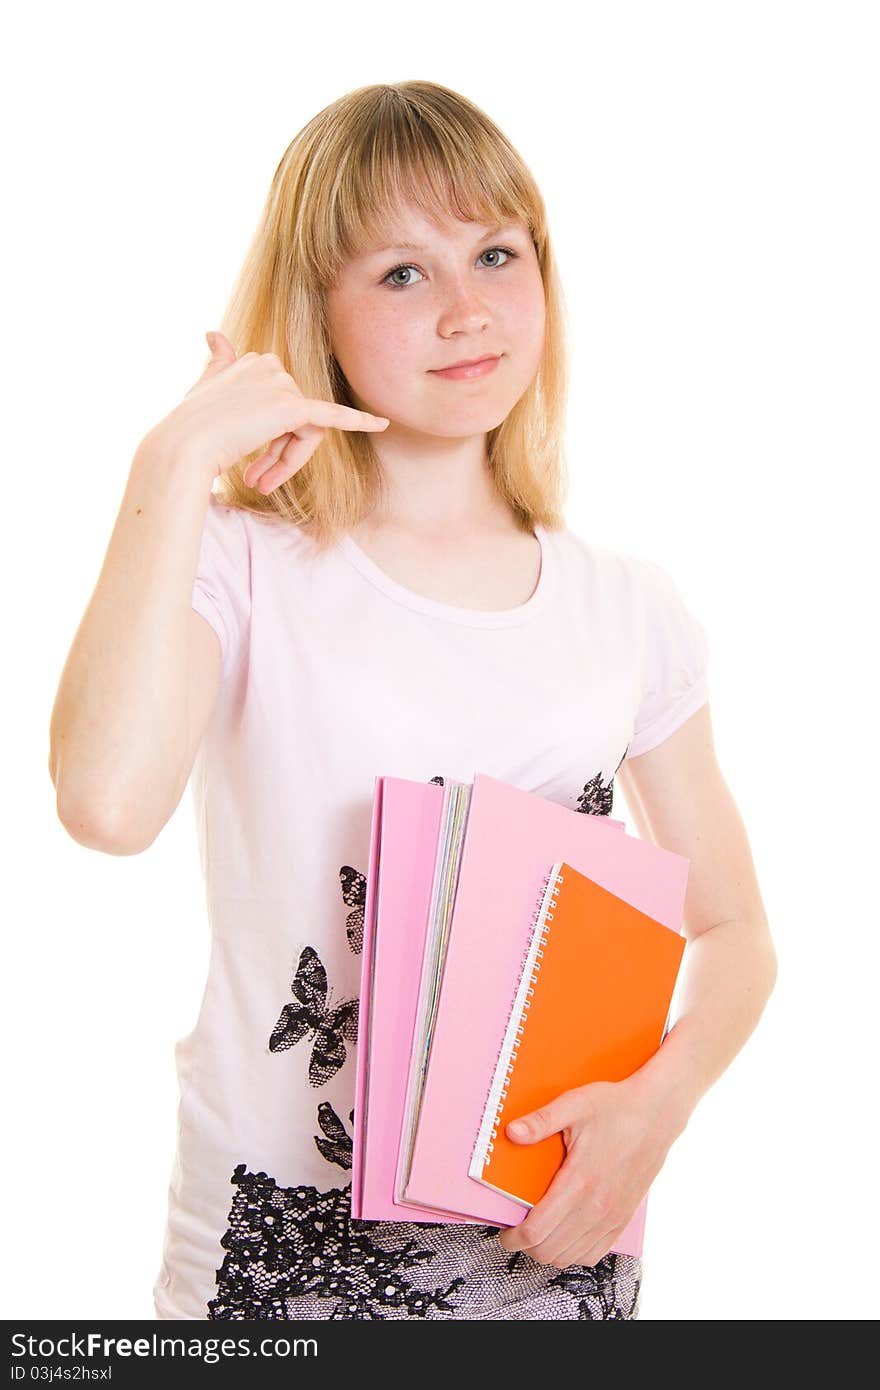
[{"left": 350, "top": 773, "right": 689, "bottom": 1259}]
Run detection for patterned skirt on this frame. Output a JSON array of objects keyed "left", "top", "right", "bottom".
[{"left": 206, "top": 1168, "right": 642, "bottom": 1321}]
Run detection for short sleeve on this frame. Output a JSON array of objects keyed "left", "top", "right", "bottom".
[
  {"left": 625, "top": 557, "right": 710, "bottom": 759},
  {"left": 191, "top": 492, "right": 251, "bottom": 680}
]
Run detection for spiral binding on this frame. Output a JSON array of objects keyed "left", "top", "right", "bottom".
[{"left": 483, "top": 866, "right": 564, "bottom": 1167}]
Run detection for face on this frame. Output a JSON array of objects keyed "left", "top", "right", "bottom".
[{"left": 324, "top": 201, "right": 546, "bottom": 437}]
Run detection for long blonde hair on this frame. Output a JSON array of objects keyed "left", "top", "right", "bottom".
[{"left": 215, "top": 80, "right": 570, "bottom": 549}]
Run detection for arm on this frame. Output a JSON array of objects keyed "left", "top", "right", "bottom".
[
  {"left": 615, "top": 700, "right": 778, "bottom": 1136},
  {"left": 48, "top": 431, "right": 222, "bottom": 854}
]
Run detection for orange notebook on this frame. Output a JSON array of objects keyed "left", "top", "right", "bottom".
[{"left": 469, "top": 860, "right": 687, "bottom": 1207}]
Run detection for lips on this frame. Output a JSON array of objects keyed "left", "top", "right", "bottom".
[
  {"left": 428, "top": 354, "right": 503, "bottom": 382},
  {"left": 432, "top": 354, "right": 500, "bottom": 371}
]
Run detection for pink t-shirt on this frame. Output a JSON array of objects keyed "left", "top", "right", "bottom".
[{"left": 151, "top": 490, "right": 709, "bottom": 1321}]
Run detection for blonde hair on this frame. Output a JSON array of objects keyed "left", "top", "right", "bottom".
[{"left": 215, "top": 80, "right": 570, "bottom": 549}]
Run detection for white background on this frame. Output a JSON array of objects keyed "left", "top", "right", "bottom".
[{"left": 5, "top": 0, "right": 877, "bottom": 1321}]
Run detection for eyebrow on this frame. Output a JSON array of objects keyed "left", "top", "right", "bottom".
[{"left": 364, "top": 222, "right": 521, "bottom": 256}]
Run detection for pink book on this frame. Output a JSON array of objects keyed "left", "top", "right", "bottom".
[
  {"left": 401, "top": 773, "right": 690, "bottom": 1259},
  {"left": 352, "top": 773, "right": 627, "bottom": 1226},
  {"left": 351, "top": 775, "right": 482, "bottom": 1223}
]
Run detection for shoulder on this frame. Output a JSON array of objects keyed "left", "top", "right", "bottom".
[
  {"left": 203, "top": 491, "right": 319, "bottom": 559},
  {"left": 547, "top": 521, "right": 677, "bottom": 611}
]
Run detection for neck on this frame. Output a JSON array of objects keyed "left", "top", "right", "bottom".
[{"left": 365, "top": 428, "right": 512, "bottom": 534}]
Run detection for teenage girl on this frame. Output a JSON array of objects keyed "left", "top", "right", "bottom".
[{"left": 49, "top": 80, "right": 777, "bottom": 1321}]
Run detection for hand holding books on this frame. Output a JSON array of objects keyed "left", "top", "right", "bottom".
[
  {"left": 495, "top": 1074, "right": 682, "bottom": 1268},
  {"left": 483, "top": 861, "right": 686, "bottom": 1266}
]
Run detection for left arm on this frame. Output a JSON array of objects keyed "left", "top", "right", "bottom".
[
  {"left": 612, "top": 700, "right": 778, "bottom": 1135},
  {"left": 498, "top": 702, "right": 778, "bottom": 1265}
]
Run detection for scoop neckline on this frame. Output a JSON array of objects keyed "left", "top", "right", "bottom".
[{"left": 338, "top": 524, "right": 555, "bottom": 628}]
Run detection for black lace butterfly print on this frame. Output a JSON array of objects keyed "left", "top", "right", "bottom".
[
  {"left": 313, "top": 1102, "right": 355, "bottom": 1169},
  {"left": 338, "top": 866, "right": 366, "bottom": 954},
  {"left": 576, "top": 771, "right": 614, "bottom": 817},
  {"left": 268, "top": 946, "right": 359, "bottom": 1086}
]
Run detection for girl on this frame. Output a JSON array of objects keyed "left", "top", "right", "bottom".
[{"left": 48, "top": 80, "right": 777, "bottom": 1321}]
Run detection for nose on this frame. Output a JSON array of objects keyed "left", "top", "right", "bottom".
[{"left": 435, "top": 285, "right": 492, "bottom": 339}]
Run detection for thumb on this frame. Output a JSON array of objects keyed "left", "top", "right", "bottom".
[
  {"left": 506, "top": 1096, "right": 571, "bottom": 1144},
  {"left": 203, "top": 329, "right": 237, "bottom": 371},
  {"left": 186, "top": 331, "right": 237, "bottom": 396}
]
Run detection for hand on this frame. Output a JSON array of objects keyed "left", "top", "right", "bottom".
[
  {"left": 496, "top": 1077, "right": 679, "bottom": 1268},
  {"left": 150, "top": 331, "right": 389, "bottom": 489}
]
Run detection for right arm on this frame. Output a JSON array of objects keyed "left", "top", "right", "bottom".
[
  {"left": 48, "top": 331, "right": 390, "bottom": 855},
  {"left": 48, "top": 433, "right": 222, "bottom": 855}
]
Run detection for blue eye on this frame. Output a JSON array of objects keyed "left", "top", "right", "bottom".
[{"left": 382, "top": 246, "right": 517, "bottom": 290}]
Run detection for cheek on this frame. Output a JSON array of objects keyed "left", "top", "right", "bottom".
[
  {"left": 341, "top": 304, "right": 420, "bottom": 383},
  {"left": 500, "top": 282, "right": 546, "bottom": 375},
  {"left": 518, "top": 278, "right": 547, "bottom": 341}
]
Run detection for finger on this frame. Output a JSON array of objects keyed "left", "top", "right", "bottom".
[
  {"left": 504, "top": 1166, "right": 585, "bottom": 1251},
  {"left": 527, "top": 1196, "right": 596, "bottom": 1258},
  {"left": 202, "top": 329, "right": 238, "bottom": 373},
  {"left": 247, "top": 422, "right": 323, "bottom": 491},
  {"left": 298, "top": 399, "right": 389, "bottom": 432},
  {"left": 243, "top": 434, "right": 293, "bottom": 489},
  {"left": 553, "top": 1226, "right": 620, "bottom": 1270},
  {"left": 185, "top": 331, "right": 238, "bottom": 397},
  {"left": 499, "top": 1185, "right": 593, "bottom": 1261},
  {"left": 254, "top": 427, "right": 326, "bottom": 494},
  {"left": 504, "top": 1222, "right": 581, "bottom": 1269}
]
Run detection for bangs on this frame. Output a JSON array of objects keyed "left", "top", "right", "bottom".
[{"left": 302, "top": 94, "right": 541, "bottom": 287}]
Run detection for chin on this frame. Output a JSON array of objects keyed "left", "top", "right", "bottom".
[
  {"left": 411, "top": 416, "right": 509, "bottom": 440},
  {"left": 396, "top": 400, "right": 516, "bottom": 437}
]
